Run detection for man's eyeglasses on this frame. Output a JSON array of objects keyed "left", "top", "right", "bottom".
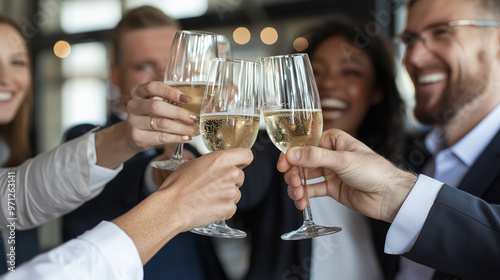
[{"left": 393, "top": 20, "right": 500, "bottom": 52}]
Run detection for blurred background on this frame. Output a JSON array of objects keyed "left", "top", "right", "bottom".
[{"left": 0, "top": 0, "right": 415, "bottom": 261}]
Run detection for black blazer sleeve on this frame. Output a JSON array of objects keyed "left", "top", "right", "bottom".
[{"left": 405, "top": 184, "right": 500, "bottom": 279}]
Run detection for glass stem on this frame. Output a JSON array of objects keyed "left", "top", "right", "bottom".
[
  {"left": 172, "top": 143, "right": 184, "bottom": 161},
  {"left": 299, "top": 166, "right": 315, "bottom": 225}
]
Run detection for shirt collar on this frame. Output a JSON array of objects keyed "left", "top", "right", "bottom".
[{"left": 426, "top": 103, "right": 500, "bottom": 167}]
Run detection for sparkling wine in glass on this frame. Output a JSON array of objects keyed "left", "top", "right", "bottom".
[
  {"left": 260, "top": 53, "right": 342, "bottom": 240},
  {"left": 151, "top": 30, "right": 226, "bottom": 170},
  {"left": 190, "top": 58, "right": 261, "bottom": 238}
]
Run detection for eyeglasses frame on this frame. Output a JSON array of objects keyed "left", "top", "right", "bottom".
[{"left": 393, "top": 19, "right": 500, "bottom": 50}]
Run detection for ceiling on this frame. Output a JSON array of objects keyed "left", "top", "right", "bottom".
[{"left": 1, "top": 0, "right": 400, "bottom": 52}]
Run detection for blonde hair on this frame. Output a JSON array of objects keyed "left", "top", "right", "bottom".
[{"left": 0, "top": 15, "right": 32, "bottom": 167}]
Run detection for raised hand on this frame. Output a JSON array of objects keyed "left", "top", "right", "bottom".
[
  {"left": 126, "top": 81, "right": 200, "bottom": 152},
  {"left": 159, "top": 148, "right": 253, "bottom": 229},
  {"left": 277, "top": 129, "right": 417, "bottom": 223},
  {"left": 112, "top": 148, "right": 253, "bottom": 264}
]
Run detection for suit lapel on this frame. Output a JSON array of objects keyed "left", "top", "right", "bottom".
[
  {"left": 457, "top": 129, "right": 500, "bottom": 197},
  {"left": 431, "top": 130, "right": 500, "bottom": 280}
]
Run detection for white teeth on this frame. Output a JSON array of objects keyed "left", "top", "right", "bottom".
[
  {"left": 419, "top": 73, "right": 446, "bottom": 84},
  {"left": 0, "top": 92, "right": 13, "bottom": 101},
  {"left": 321, "top": 98, "right": 347, "bottom": 110}
]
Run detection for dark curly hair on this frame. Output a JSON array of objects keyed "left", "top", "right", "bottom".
[{"left": 300, "top": 15, "right": 406, "bottom": 163}]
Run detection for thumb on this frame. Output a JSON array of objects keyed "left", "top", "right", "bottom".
[{"left": 286, "top": 146, "right": 338, "bottom": 170}]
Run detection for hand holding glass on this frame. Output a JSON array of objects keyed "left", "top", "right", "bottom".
[
  {"left": 260, "top": 53, "right": 342, "bottom": 240},
  {"left": 151, "top": 30, "right": 223, "bottom": 170}
]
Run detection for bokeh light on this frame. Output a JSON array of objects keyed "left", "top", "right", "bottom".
[
  {"left": 54, "top": 41, "right": 71, "bottom": 58},
  {"left": 260, "top": 27, "right": 278, "bottom": 45},
  {"left": 233, "top": 27, "right": 251, "bottom": 45},
  {"left": 293, "top": 37, "right": 309, "bottom": 52}
]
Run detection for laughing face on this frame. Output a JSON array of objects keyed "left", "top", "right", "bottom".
[
  {"left": 404, "top": 0, "right": 496, "bottom": 126},
  {"left": 311, "top": 36, "right": 382, "bottom": 136},
  {"left": 0, "top": 24, "right": 30, "bottom": 124}
]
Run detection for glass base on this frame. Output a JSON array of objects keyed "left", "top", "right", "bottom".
[
  {"left": 150, "top": 159, "right": 183, "bottom": 170},
  {"left": 190, "top": 221, "right": 247, "bottom": 238},
  {"left": 281, "top": 222, "right": 341, "bottom": 240}
]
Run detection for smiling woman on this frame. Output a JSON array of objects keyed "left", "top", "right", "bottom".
[
  {"left": 303, "top": 16, "right": 406, "bottom": 161},
  {"left": 0, "top": 16, "right": 32, "bottom": 168},
  {"left": 311, "top": 36, "right": 382, "bottom": 136},
  {"left": 0, "top": 14, "right": 40, "bottom": 273}
]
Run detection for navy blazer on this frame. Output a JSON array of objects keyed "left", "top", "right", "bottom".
[{"left": 62, "top": 115, "right": 226, "bottom": 280}]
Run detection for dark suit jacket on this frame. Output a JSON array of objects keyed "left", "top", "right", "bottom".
[
  {"left": 62, "top": 115, "right": 226, "bottom": 280},
  {"left": 404, "top": 128, "right": 500, "bottom": 280}
]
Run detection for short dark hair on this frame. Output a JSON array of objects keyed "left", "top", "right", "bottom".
[
  {"left": 109, "top": 5, "right": 181, "bottom": 65},
  {"left": 300, "top": 15, "right": 406, "bottom": 163}
]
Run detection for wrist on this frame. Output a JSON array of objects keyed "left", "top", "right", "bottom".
[
  {"left": 383, "top": 170, "right": 417, "bottom": 223},
  {"left": 151, "top": 187, "right": 191, "bottom": 232},
  {"left": 112, "top": 190, "right": 185, "bottom": 264},
  {"left": 95, "top": 122, "right": 138, "bottom": 168}
]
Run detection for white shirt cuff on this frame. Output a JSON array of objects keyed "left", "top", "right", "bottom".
[
  {"left": 87, "top": 132, "right": 123, "bottom": 196},
  {"left": 384, "top": 174, "right": 443, "bottom": 254},
  {"left": 78, "top": 221, "right": 143, "bottom": 279}
]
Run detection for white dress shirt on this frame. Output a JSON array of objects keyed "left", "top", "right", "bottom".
[
  {"left": 0, "top": 131, "right": 122, "bottom": 264},
  {"left": 385, "top": 104, "right": 500, "bottom": 280},
  {"left": 0, "top": 131, "right": 122, "bottom": 230},
  {"left": 309, "top": 177, "right": 383, "bottom": 280},
  {"left": 0, "top": 221, "right": 143, "bottom": 279}
]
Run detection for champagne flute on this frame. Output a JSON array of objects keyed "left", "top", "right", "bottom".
[
  {"left": 151, "top": 30, "right": 223, "bottom": 170},
  {"left": 190, "top": 58, "right": 261, "bottom": 238},
  {"left": 260, "top": 53, "right": 342, "bottom": 240}
]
